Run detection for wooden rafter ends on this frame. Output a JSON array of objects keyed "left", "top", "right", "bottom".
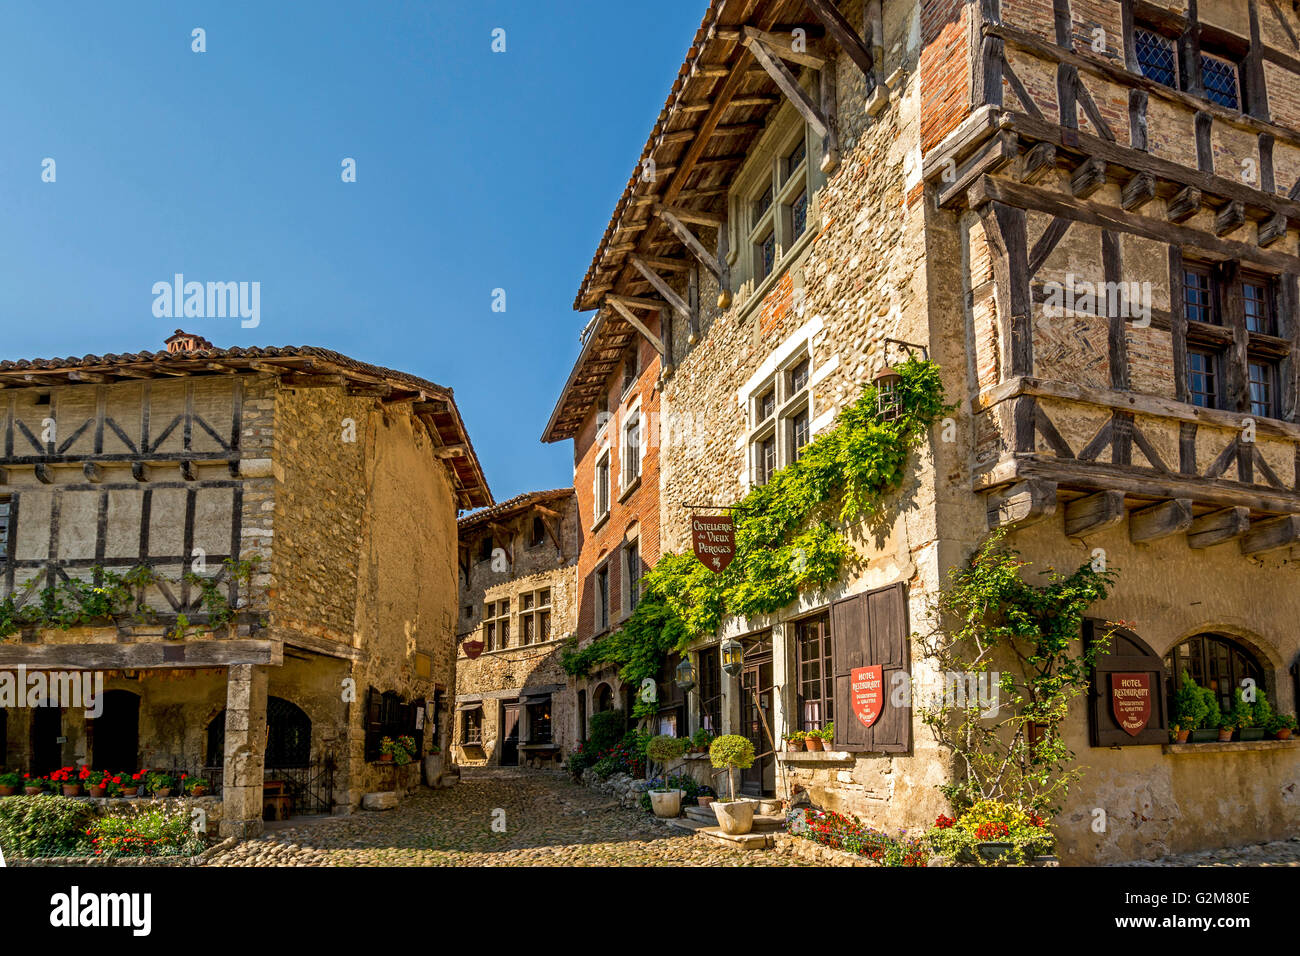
[
  {"left": 655, "top": 207, "right": 723, "bottom": 280},
  {"left": 606, "top": 297, "right": 667, "bottom": 358},
  {"left": 803, "top": 0, "right": 874, "bottom": 77}
]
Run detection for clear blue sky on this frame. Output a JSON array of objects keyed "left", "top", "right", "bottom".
[{"left": 0, "top": 0, "right": 704, "bottom": 505}]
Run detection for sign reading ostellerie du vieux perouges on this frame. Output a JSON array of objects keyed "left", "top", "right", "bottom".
[{"left": 691, "top": 514, "right": 736, "bottom": 572}]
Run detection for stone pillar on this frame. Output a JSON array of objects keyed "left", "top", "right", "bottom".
[
  {"left": 771, "top": 622, "right": 792, "bottom": 744},
  {"left": 219, "top": 663, "right": 267, "bottom": 839}
]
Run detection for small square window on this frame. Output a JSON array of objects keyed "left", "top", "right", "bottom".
[
  {"left": 1201, "top": 53, "right": 1240, "bottom": 111},
  {"left": 1184, "top": 268, "right": 1217, "bottom": 325},
  {"left": 1243, "top": 280, "right": 1275, "bottom": 335},
  {"left": 791, "top": 409, "right": 810, "bottom": 461},
  {"left": 790, "top": 358, "right": 810, "bottom": 394},
  {"left": 1249, "top": 360, "right": 1276, "bottom": 418},
  {"left": 1134, "top": 29, "right": 1178, "bottom": 89},
  {"left": 758, "top": 388, "right": 776, "bottom": 423},
  {"left": 1188, "top": 350, "right": 1219, "bottom": 409},
  {"left": 757, "top": 434, "right": 776, "bottom": 485},
  {"left": 784, "top": 137, "right": 807, "bottom": 181}
]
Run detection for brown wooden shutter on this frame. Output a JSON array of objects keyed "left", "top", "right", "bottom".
[
  {"left": 831, "top": 582, "right": 911, "bottom": 754},
  {"left": 364, "top": 686, "right": 382, "bottom": 760},
  {"left": 1086, "top": 619, "right": 1170, "bottom": 747}
]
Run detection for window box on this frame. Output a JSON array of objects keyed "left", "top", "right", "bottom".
[
  {"left": 1163, "top": 739, "right": 1297, "bottom": 755},
  {"left": 775, "top": 750, "right": 854, "bottom": 763}
]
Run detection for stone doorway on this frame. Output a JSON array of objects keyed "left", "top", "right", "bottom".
[
  {"left": 740, "top": 644, "right": 776, "bottom": 798},
  {"left": 91, "top": 690, "right": 140, "bottom": 770},
  {"left": 500, "top": 701, "right": 520, "bottom": 766}
]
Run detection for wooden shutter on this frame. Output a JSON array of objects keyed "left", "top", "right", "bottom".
[
  {"left": 1086, "top": 620, "right": 1169, "bottom": 746},
  {"left": 363, "top": 686, "right": 382, "bottom": 760},
  {"left": 831, "top": 582, "right": 911, "bottom": 754}
]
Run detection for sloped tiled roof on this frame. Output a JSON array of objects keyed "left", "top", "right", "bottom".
[{"left": 457, "top": 488, "right": 574, "bottom": 535}]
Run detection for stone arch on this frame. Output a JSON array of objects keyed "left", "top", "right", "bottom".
[{"left": 207, "top": 695, "right": 313, "bottom": 769}]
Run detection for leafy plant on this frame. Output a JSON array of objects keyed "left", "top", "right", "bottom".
[
  {"left": 917, "top": 532, "right": 1117, "bottom": 819},
  {"left": 145, "top": 771, "right": 175, "bottom": 793},
  {"left": 690, "top": 727, "right": 714, "bottom": 751},
  {"left": 0, "top": 772, "right": 22, "bottom": 788},
  {"left": 562, "top": 360, "right": 950, "bottom": 714},
  {"left": 925, "top": 801, "right": 1054, "bottom": 866},
  {"left": 645, "top": 735, "right": 687, "bottom": 789},
  {"left": 0, "top": 795, "right": 96, "bottom": 857},
  {"left": 709, "top": 734, "right": 755, "bottom": 801},
  {"left": 90, "top": 804, "right": 206, "bottom": 858},
  {"left": 796, "top": 807, "right": 929, "bottom": 866}
]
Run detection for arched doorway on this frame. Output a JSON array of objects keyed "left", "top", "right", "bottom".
[
  {"left": 207, "top": 696, "right": 312, "bottom": 768},
  {"left": 30, "top": 705, "right": 62, "bottom": 775},
  {"left": 92, "top": 690, "right": 140, "bottom": 770},
  {"left": 592, "top": 683, "right": 613, "bottom": 713}
]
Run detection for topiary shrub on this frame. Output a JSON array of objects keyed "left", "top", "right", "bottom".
[
  {"left": 646, "top": 735, "right": 688, "bottom": 790},
  {"left": 0, "top": 795, "right": 96, "bottom": 858},
  {"left": 709, "top": 734, "right": 755, "bottom": 801}
]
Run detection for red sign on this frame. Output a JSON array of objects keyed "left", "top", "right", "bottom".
[
  {"left": 850, "top": 665, "right": 884, "bottom": 730},
  {"left": 691, "top": 515, "right": 736, "bottom": 572},
  {"left": 463, "top": 640, "right": 484, "bottom": 660},
  {"left": 1111, "top": 672, "right": 1152, "bottom": 736}
]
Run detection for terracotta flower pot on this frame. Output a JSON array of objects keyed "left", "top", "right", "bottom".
[
  {"left": 88, "top": 786, "right": 107, "bottom": 798},
  {"left": 121, "top": 787, "right": 139, "bottom": 797},
  {"left": 62, "top": 784, "right": 82, "bottom": 797},
  {"left": 1276, "top": 728, "right": 1292, "bottom": 740},
  {"left": 697, "top": 795, "right": 714, "bottom": 808},
  {"left": 23, "top": 786, "right": 42, "bottom": 796},
  {"left": 0, "top": 786, "right": 16, "bottom": 796},
  {"left": 805, "top": 736, "right": 824, "bottom": 752},
  {"left": 154, "top": 788, "right": 172, "bottom": 797},
  {"left": 1217, "top": 728, "right": 1234, "bottom": 742},
  {"left": 1174, "top": 729, "right": 1190, "bottom": 743},
  {"left": 190, "top": 786, "right": 209, "bottom": 797},
  {"left": 786, "top": 740, "right": 802, "bottom": 752}
]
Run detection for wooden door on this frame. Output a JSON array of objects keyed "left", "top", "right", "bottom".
[
  {"left": 500, "top": 702, "right": 520, "bottom": 766},
  {"left": 740, "top": 653, "right": 775, "bottom": 797},
  {"left": 31, "top": 706, "right": 62, "bottom": 775}
]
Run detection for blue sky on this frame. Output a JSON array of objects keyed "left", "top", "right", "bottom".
[{"left": 0, "top": 0, "right": 704, "bottom": 504}]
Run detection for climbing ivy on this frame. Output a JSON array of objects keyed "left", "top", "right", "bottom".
[
  {"left": 562, "top": 358, "right": 950, "bottom": 716},
  {"left": 0, "top": 557, "right": 261, "bottom": 640}
]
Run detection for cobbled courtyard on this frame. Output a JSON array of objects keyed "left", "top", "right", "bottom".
[{"left": 207, "top": 768, "right": 805, "bottom": 867}]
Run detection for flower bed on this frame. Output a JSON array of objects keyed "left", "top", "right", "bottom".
[
  {"left": 788, "top": 808, "right": 929, "bottom": 866},
  {"left": 0, "top": 795, "right": 215, "bottom": 860},
  {"left": 925, "top": 801, "right": 1055, "bottom": 865}
]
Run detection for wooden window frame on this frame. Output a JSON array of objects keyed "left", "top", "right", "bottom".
[
  {"left": 520, "top": 587, "right": 552, "bottom": 645},
  {"left": 1163, "top": 632, "right": 1265, "bottom": 718},
  {"left": 622, "top": 410, "right": 642, "bottom": 489},
  {"left": 595, "top": 563, "right": 611, "bottom": 633},
  {"left": 462, "top": 706, "right": 483, "bottom": 746},
  {"left": 697, "top": 649, "right": 723, "bottom": 735},
  {"left": 0, "top": 496, "right": 10, "bottom": 562},
  {"left": 794, "top": 612, "right": 833, "bottom": 733},
  {"left": 485, "top": 598, "right": 510, "bottom": 651},
  {"left": 528, "top": 515, "right": 546, "bottom": 549},
  {"left": 746, "top": 348, "right": 815, "bottom": 486},
  {"left": 594, "top": 450, "right": 611, "bottom": 523}
]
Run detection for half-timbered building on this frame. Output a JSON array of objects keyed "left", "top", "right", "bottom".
[
  {"left": 0, "top": 331, "right": 490, "bottom": 836},
  {"left": 556, "top": 0, "right": 1300, "bottom": 862}
]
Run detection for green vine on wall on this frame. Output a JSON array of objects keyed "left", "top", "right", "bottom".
[
  {"left": 0, "top": 557, "right": 261, "bottom": 640},
  {"left": 562, "top": 358, "right": 951, "bottom": 718}
]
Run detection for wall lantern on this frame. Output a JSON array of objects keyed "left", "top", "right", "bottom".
[
  {"left": 721, "top": 638, "right": 744, "bottom": 678},
  {"left": 675, "top": 657, "right": 696, "bottom": 693},
  {"left": 873, "top": 366, "right": 903, "bottom": 421}
]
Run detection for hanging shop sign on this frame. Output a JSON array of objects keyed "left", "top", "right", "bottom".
[
  {"left": 691, "top": 514, "right": 736, "bottom": 572},
  {"left": 1111, "top": 672, "right": 1152, "bottom": 736}
]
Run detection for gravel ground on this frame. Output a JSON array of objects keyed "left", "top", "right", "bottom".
[
  {"left": 207, "top": 768, "right": 805, "bottom": 867},
  {"left": 1106, "top": 838, "right": 1300, "bottom": 867}
]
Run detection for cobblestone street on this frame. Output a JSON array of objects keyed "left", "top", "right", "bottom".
[{"left": 207, "top": 768, "right": 805, "bottom": 867}]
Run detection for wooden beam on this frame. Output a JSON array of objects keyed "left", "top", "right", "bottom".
[
  {"left": 1188, "top": 507, "right": 1252, "bottom": 548},
  {"left": 0, "top": 639, "right": 277, "bottom": 668},
  {"left": 1070, "top": 157, "right": 1107, "bottom": 198},
  {"left": 742, "top": 35, "right": 830, "bottom": 139},
  {"left": 1129, "top": 498, "right": 1195, "bottom": 543},
  {"left": 434, "top": 444, "right": 468, "bottom": 459},
  {"left": 987, "top": 479, "right": 1058, "bottom": 530},
  {"left": 629, "top": 257, "right": 691, "bottom": 318},
  {"left": 740, "top": 26, "right": 827, "bottom": 69},
  {"left": 653, "top": 203, "right": 724, "bottom": 228},
  {"left": 1214, "top": 200, "right": 1247, "bottom": 236},
  {"left": 1121, "top": 172, "right": 1156, "bottom": 211},
  {"left": 82, "top": 462, "right": 104, "bottom": 483},
  {"left": 1064, "top": 490, "right": 1126, "bottom": 537},
  {"left": 1018, "top": 142, "right": 1057, "bottom": 185},
  {"left": 606, "top": 298, "right": 667, "bottom": 357},
  {"left": 1259, "top": 212, "right": 1289, "bottom": 247},
  {"left": 1241, "top": 514, "right": 1300, "bottom": 554},
  {"left": 804, "top": 0, "right": 875, "bottom": 77},
  {"left": 655, "top": 207, "right": 723, "bottom": 279}
]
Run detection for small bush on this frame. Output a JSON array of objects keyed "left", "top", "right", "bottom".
[
  {"left": 709, "top": 734, "right": 755, "bottom": 770},
  {"left": 646, "top": 735, "right": 687, "bottom": 766},
  {"left": 91, "top": 805, "right": 206, "bottom": 858},
  {"left": 587, "top": 710, "right": 627, "bottom": 754},
  {"left": 0, "top": 795, "right": 96, "bottom": 858}
]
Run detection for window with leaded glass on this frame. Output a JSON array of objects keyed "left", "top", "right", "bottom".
[
  {"left": 1184, "top": 267, "right": 1216, "bottom": 324},
  {"left": 0, "top": 497, "right": 10, "bottom": 559},
  {"left": 795, "top": 614, "right": 833, "bottom": 732},
  {"left": 596, "top": 564, "right": 610, "bottom": 631},
  {"left": 757, "top": 434, "right": 776, "bottom": 485},
  {"left": 790, "top": 358, "right": 810, "bottom": 393},
  {"left": 757, "top": 230, "right": 776, "bottom": 281},
  {"left": 738, "top": 112, "right": 820, "bottom": 289},
  {"left": 759, "top": 387, "right": 776, "bottom": 422},
  {"left": 698, "top": 650, "right": 723, "bottom": 735},
  {"left": 1201, "top": 52, "right": 1240, "bottom": 111},
  {"left": 462, "top": 706, "right": 483, "bottom": 745},
  {"left": 625, "top": 541, "right": 641, "bottom": 613},
  {"left": 1249, "top": 360, "right": 1276, "bottom": 418},
  {"left": 1187, "top": 350, "right": 1219, "bottom": 409},
  {"left": 622, "top": 411, "right": 642, "bottom": 487},
  {"left": 595, "top": 452, "right": 610, "bottom": 520},
  {"left": 1134, "top": 28, "right": 1177, "bottom": 88},
  {"left": 791, "top": 408, "right": 810, "bottom": 462}
]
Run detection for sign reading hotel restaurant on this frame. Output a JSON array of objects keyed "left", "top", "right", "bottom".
[
  {"left": 691, "top": 514, "right": 736, "bottom": 572},
  {"left": 1111, "top": 672, "right": 1152, "bottom": 736},
  {"left": 851, "top": 665, "right": 884, "bottom": 729}
]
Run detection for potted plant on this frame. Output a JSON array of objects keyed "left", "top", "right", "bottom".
[
  {"left": 379, "top": 736, "right": 396, "bottom": 762},
  {"left": 120, "top": 771, "right": 144, "bottom": 797},
  {"left": 83, "top": 768, "right": 109, "bottom": 797},
  {"left": 21, "top": 774, "right": 43, "bottom": 796},
  {"left": 696, "top": 784, "right": 716, "bottom": 808},
  {"left": 0, "top": 771, "right": 21, "bottom": 796},
  {"left": 1240, "top": 690, "right": 1272, "bottom": 742},
  {"left": 185, "top": 776, "right": 211, "bottom": 797},
  {"left": 1174, "top": 672, "right": 1213, "bottom": 742},
  {"left": 709, "top": 734, "right": 757, "bottom": 835},
  {"left": 1216, "top": 712, "right": 1235, "bottom": 742},
  {"left": 1266, "top": 713, "right": 1296, "bottom": 740},
  {"left": 783, "top": 731, "right": 806, "bottom": 752},
  {"left": 804, "top": 728, "right": 824, "bottom": 752},
  {"left": 818, "top": 722, "right": 835, "bottom": 751},
  {"left": 395, "top": 735, "right": 417, "bottom": 766},
  {"left": 690, "top": 728, "right": 713, "bottom": 755},
  {"left": 50, "top": 767, "right": 81, "bottom": 796},
  {"left": 146, "top": 771, "right": 175, "bottom": 797},
  {"left": 645, "top": 735, "right": 688, "bottom": 817},
  {"left": 1170, "top": 723, "right": 1190, "bottom": 744}
]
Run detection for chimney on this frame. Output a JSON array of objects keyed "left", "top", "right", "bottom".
[{"left": 165, "top": 330, "right": 215, "bottom": 354}]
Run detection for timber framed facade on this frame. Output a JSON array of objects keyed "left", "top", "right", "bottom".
[
  {"left": 0, "top": 332, "right": 490, "bottom": 837},
  {"left": 551, "top": 0, "right": 1300, "bottom": 863}
]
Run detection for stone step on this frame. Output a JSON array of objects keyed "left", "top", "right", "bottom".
[
  {"left": 684, "top": 805, "right": 716, "bottom": 824},
  {"left": 666, "top": 817, "right": 713, "bottom": 834},
  {"left": 696, "top": 826, "right": 773, "bottom": 850},
  {"left": 751, "top": 813, "right": 788, "bottom": 833}
]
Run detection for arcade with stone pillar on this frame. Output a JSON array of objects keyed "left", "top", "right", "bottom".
[{"left": 220, "top": 663, "right": 268, "bottom": 839}]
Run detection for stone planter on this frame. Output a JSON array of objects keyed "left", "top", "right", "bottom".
[
  {"left": 1239, "top": 728, "right": 1266, "bottom": 741},
  {"left": 649, "top": 789, "right": 684, "bottom": 818},
  {"left": 1189, "top": 729, "right": 1220, "bottom": 743},
  {"left": 976, "top": 841, "right": 1015, "bottom": 862},
  {"left": 713, "top": 799, "right": 755, "bottom": 835},
  {"left": 424, "top": 753, "right": 444, "bottom": 785}
]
